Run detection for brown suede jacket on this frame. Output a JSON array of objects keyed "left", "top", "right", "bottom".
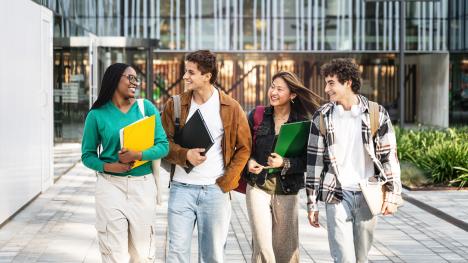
[{"left": 161, "top": 89, "right": 252, "bottom": 192}]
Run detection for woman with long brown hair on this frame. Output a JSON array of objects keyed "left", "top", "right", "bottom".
[{"left": 244, "top": 71, "right": 321, "bottom": 263}]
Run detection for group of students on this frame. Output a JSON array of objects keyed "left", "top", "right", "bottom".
[{"left": 81, "top": 50, "right": 402, "bottom": 263}]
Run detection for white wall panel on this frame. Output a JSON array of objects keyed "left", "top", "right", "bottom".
[{"left": 0, "top": 0, "right": 53, "bottom": 224}]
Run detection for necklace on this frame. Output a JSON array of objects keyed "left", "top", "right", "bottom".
[
  {"left": 274, "top": 114, "right": 289, "bottom": 122},
  {"left": 274, "top": 113, "right": 289, "bottom": 135}
]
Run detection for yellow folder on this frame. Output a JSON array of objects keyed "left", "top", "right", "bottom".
[{"left": 119, "top": 115, "right": 155, "bottom": 169}]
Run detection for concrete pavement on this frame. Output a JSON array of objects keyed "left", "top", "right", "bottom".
[
  {"left": 1, "top": 146, "right": 467, "bottom": 262},
  {"left": 53, "top": 143, "right": 81, "bottom": 182}
]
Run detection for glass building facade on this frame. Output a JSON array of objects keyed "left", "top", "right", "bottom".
[
  {"left": 33, "top": 0, "right": 468, "bottom": 141},
  {"left": 35, "top": 0, "right": 461, "bottom": 51}
]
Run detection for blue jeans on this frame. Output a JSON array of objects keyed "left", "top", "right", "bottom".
[
  {"left": 167, "top": 181, "right": 231, "bottom": 263},
  {"left": 325, "top": 190, "right": 377, "bottom": 263}
]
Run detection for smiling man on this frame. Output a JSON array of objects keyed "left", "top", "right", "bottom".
[
  {"left": 161, "top": 50, "right": 251, "bottom": 263},
  {"left": 306, "top": 58, "right": 402, "bottom": 263}
]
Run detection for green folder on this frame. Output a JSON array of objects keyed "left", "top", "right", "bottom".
[{"left": 268, "top": 120, "right": 311, "bottom": 173}]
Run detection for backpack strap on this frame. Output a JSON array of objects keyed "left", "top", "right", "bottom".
[
  {"left": 167, "top": 95, "right": 181, "bottom": 187},
  {"left": 319, "top": 112, "right": 326, "bottom": 137},
  {"left": 252, "top": 106, "right": 265, "bottom": 144},
  {"left": 137, "top": 99, "right": 145, "bottom": 117},
  {"left": 368, "top": 101, "right": 379, "bottom": 138},
  {"left": 137, "top": 98, "right": 162, "bottom": 204},
  {"left": 235, "top": 106, "right": 264, "bottom": 194},
  {"left": 172, "top": 95, "right": 181, "bottom": 133}
]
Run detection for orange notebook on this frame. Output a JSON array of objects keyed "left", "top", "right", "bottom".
[{"left": 119, "top": 115, "right": 155, "bottom": 169}]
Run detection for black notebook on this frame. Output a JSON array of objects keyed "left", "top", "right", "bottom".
[{"left": 174, "top": 109, "right": 214, "bottom": 173}]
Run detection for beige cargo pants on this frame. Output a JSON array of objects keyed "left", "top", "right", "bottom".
[{"left": 95, "top": 173, "right": 157, "bottom": 263}]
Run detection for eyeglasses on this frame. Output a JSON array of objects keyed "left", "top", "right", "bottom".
[{"left": 122, "top": 74, "right": 141, "bottom": 85}]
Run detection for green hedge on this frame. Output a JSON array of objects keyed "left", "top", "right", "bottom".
[{"left": 395, "top": 126, "right": 468, "bottom": 187}]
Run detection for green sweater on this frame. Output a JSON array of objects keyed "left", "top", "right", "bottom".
[{"left": 81, "top": 99, "right": 169, "bottom": 176}]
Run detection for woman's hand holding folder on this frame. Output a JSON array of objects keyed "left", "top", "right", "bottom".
[
  {"left": 267, "top": 153, "right": 284, "bottom": 168},
  {"left": 248, "top": 154, "right": 284, "bottom": 174},
  {"left": 248, "top": 159, "right": 264, "bottom": 174},
  {"left": 118, "top": 148, "right": 142, "bottom": 164}
]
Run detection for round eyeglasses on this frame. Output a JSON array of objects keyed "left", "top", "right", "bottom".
[{"left": 122, "top": 74, "right": 141, "bottom": 85}]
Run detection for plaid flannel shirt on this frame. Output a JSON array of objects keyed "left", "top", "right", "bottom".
[{"left": 306, "top": 95, "right": 402, "bottom": 212}]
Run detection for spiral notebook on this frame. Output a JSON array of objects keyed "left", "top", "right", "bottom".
[{"left": 174, "top": 109, "right": 214, "bottom": 173}]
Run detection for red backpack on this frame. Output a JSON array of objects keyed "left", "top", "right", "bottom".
[{"left": 234, "top": 106, "right": 265, "bottom": 194}]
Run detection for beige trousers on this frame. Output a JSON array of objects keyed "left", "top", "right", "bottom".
[
  {"left": 95, "top": 173, "right": 157, "bottom": 263},
  {"left": 246, "top": 184, "right": 300, "bottom": 263}
]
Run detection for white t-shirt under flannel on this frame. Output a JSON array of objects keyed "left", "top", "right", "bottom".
[{"left": 332, "top": 105, "right": 374, "bottom": 191}]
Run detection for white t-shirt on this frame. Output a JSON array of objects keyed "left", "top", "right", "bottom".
[
  {"left": 333, "top": 104, "right": 374, "bottom": 191},
  {"left": 173, "top": 88, "right": 225, "bottom": 185}
]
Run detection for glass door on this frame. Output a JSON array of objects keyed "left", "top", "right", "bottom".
[{"left": 53, "top": 47, "right": 90, "bottom": 142}]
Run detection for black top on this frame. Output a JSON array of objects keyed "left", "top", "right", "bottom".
[{"left": 243, "top": 106, "right": 308, "bottom": 195}]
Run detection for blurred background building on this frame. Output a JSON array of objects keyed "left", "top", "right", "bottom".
[{"left": 33, "top": 0, "right": 468, "bottom": 142}]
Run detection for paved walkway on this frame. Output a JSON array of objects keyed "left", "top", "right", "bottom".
[
  {"left": 53, "top": 143, "right": 81, "bottom": 181},
  {"left": 0, "top": 147, "right": 467, "bottom": 262},
  {"left": 403, "top": 190, "right": 468, "bottom": 226}
]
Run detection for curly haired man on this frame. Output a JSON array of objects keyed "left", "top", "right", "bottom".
[{"left": 306, "top": 58, "right": 402, "bottom": 263}]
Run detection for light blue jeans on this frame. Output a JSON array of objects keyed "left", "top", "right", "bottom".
[
  {"left": 325, "top": 190, "right": 377, "bottom": 263},
  {"left": 167, "top": 181, "right": 231, "bottom": 263}
]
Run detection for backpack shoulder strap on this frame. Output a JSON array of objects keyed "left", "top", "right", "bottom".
[
  {"left": 368, "top": 101, "right": 380, "bottom": 138},
  {"left": 172, "top": 95, "right": 181, "bottom": 132},
  {"left": 137, "top": 99, "right": 145, "bottom": 117},
  {"left": 138, "top": 99, "right": 162, "bottom": 204},
  {"left": 165, "top": 95, "right": 181, "bottom": 187},
  {"left": 252, "top": 106, "right": 265, "bottom": 143},
  {"left": 253, "top": 106, "right": 265, "bottom": 127},
  {"left": 319, "top": 112, "right": 326, "bottom": 137}
]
